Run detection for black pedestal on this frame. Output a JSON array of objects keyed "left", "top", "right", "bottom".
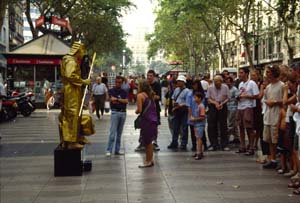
[{"left": 54, "top": 146, "right": 82, "bottom": 176}]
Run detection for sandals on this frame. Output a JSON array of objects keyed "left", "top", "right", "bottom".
[
  {"left": 244, "top": 150, "right": 255, "bottom": 156},
  {"left": 194, "top": 153, "right": 204, "bottom": 160},
  {"left": 236, "top": 148, "right": 246, "bottom": 153},
  {"left": 138, "top": 162, "right": 154, "bottom": 168},
  {"left": 288, "top": 181, "right": 300, "bottom": 188},
  {"left": 293, "top": 188, "right": 300, "bottom": 195}
]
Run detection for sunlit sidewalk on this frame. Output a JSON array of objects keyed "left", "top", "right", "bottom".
[{"left": 0, "top": 105, "right": 298, "bottom": 203}]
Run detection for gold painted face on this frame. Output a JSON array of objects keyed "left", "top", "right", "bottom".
[{"left": 69, "top": 41, "right": 85, "bottom": 58}]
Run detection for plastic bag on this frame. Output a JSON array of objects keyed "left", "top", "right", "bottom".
[{"left": 104, "top": 101, "right": 110, "bottom": 113}]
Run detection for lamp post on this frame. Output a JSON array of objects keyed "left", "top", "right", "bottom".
[{"left": 122, "top": 49, "right": 126, "bottom": 76}]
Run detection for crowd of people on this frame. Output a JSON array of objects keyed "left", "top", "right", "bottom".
[{"left": 92, "top": 64, "right": 300, "bottom": 195}]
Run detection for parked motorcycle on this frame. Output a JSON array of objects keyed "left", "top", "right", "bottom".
[
  {"left": 7, "top": 91, "right": 36, "bottom": 117},
  {"left": 0, "top": 98, "right": 18, "bottom": 122}
]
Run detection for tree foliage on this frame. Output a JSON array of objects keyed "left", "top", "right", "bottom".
[
  {"left": 146, "top": 0, "right": 219, "bottom": 74},
  {"left": 19, "top": 0, "right": 133, "bottom": 61},
  {"left": 275, "top": 0, "right": 300, "bottom": 64}
]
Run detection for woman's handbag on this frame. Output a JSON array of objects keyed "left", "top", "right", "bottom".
[{"left": 134, "top": 100, "right": 151, "bottom": 129}]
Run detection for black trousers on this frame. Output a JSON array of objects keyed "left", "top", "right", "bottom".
[
  {"left": 94, "top": 94, "right": 105, "bottom": 117},
  {"left": 207, "top": 104, "right": 228, "bottom": 148}
]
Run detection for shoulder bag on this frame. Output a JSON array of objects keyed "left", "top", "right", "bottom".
[{"left": 134, "top": 99, "right": 151, "bottom": 130}]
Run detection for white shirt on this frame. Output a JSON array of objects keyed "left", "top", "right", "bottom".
[
  {"left": 237, "top": 79, "right": 259, "bottom": 110},
  {"left": 201, "top": 80, "right": 209, "bottom": 91},
  {"left": 92, "top": 83, "right": 107, "bottom": 95}
]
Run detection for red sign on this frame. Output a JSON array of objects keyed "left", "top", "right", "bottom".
[
  {"left": 52, "top": 16, "right": 68, "bottom": 28},
  {"left": 35, "top": 16, "right": 45, "bottom": 28},
  {"left": 7, "top": 58, "right": 61, "bottom": 65}
]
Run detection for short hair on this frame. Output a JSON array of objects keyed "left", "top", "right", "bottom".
[
  {"left": 225, "top": 76, "right": 234, "bottom": 83},
  {"left": 290, "top": 62, "right": 300, "bottom": 70},
  {"left": 147, "top": 69, "right": 156, "bottom": 75},
  {"left": 239, "top": 67, "right": 250, "bottom": 74},
  {"left": 266, "top": 64, "right": 280, "bottom": 78},
  {"left": 116, "top": 76, "right": 124, "bottom": 81},
  {"left": 213, "top": 75, "right": 223, "bottom": 82},
  {"left": 193, "top": 91, "right": 204, "bottom": 100}
]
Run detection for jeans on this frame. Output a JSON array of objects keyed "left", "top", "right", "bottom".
[
  {"left": 171, "top": 111, "right": 188, "bottom": 146},
  {"left": 106, "top": 111, "right": 126, "bottom": 153}
]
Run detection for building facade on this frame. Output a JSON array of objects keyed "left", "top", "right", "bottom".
[
  {"left": 8, "top": 2, "right": 24, "bottom": 50},
  {"left": 219, "top": 0, "right": 300, "bottom": 72},
  {"left": 0, "top": 9, "right": 9, "bottom": 81}
]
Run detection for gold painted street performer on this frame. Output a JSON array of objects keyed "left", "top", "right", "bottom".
[{"left": 59, "top": 41, "right": 94, "bottom": 149}]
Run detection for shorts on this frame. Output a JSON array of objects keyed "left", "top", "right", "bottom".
[
  {"left": 236, "top": 108, "right": 254, "bottom": 129},
  {"left": 263, "top": 125, "right": 278, "bottom": 144},
  {"left": 194, "top": 125, "right": 205, "bottom": 138}
]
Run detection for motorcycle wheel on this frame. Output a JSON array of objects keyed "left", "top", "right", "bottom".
[
  {"left": 7, "top": 108, "right": 17, "bottom": 120},
  {"left": 21, "top": 105, "right": 32, "bottom": 117}
]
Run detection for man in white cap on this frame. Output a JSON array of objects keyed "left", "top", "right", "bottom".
[{"left": 168, "top": 75, "right": 190, "bottom": 150}]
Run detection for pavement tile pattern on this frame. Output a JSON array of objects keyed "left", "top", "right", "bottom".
[{"left": 0, "top": 105, "right": 299, "bottom": 203}]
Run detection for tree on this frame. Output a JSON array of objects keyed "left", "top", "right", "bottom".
[
  {"left": 130, "top": 63, "right": 146, "bottom": 76},
  {"left": 148, "top": 60, "right": 169, "bottom": 74},
  {"left": 276, "top": 0, "right": 300, "bottom": 64},
  {"left": 21, "top": 0, "right": 133, "bottom": 56},
  {"left": 146, "top": 0, "right": 218, "bottom": 74}
]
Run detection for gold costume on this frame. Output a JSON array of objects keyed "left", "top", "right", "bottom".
[{"left": 59, "top": 42, "right": 93, "bottom": 149}]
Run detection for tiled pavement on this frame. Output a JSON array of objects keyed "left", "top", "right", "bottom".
[{"left": 0, "top": 105, "right": 299, "bottom": 203}]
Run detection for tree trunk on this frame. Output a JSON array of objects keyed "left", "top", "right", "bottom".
[
  {"left": 0, "top": 0, "right": 9, "bottom": 30},
  {"left": 202, "top": 18, "right": 228, "bottom": 67},
  {"left": 25, "top": 0, "right": 38, "bottom": 39},
  {"left": 283, "top": 26, "right": 294, "bottom": 65},
  {"left": 244, "top": 37, "right": 254, "bottom": 70}
]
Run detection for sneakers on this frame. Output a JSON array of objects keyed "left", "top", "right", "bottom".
[
  {"left": 135, "top": 144, "right": 145, "bottom": 152},
  {"left": 207, "top": 146, "right": 217, "bottom": 151},
  {"left": 167, "top": 143, "right": 178, "bottom": 149},
  {"left": 291, "top": 172, "right": 300, "bottom": 180},
  {"left": 284, "top": 170, "right": 297, "bottom": 177},
  {"left": 222, "top": 147, "right": 230, "bottom": 151},
  {"left": 263, "top": 161, "right": 278, "bottom": 169},
  {"left": 153, "top": 142, "right": 160, "bottom": 151},
  {"left": 106, "top": 152, "right": 111, "bottom": 157},
  {"left": 115, "top": 151, "right": 124, "bottom": 155}
]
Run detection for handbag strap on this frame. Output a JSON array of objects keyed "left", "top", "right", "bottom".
[
  {"left": 141, "top": 98, "right": 151, "bottom": 117},
  {"left": 174, "top": 88, "right": 185, "bottom": 102}
]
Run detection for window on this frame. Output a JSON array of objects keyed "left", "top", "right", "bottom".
[
  {"left": 3, "top": 28, "right": 6, "bottom": 43},
  {"left": 268, "top": 36, "right": 274, "bottom": 57}
]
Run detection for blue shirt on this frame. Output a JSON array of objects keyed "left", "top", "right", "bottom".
[
  {"left": 227, "top": 86, "right": 239, "bottom": 111},
  {"left": 186, "top": 90, "right": 206, "bottom": 125},
  {"left": 172, "top": 87, "right": 189, "bottom": 104},
  {"left": 192, "top": 103, "right": 206, "bottom": 127},
  {"left": 109, "top": 87, "right": 128, "bottom": 110}
]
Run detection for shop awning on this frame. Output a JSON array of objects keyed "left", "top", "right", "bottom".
[{"left": 6, "top": 33, "right": 70, "bottom": 56}]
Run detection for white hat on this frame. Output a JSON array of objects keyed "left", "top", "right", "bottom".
[{"left": 176, "top": 75, "right": 186, "bottom": 83}]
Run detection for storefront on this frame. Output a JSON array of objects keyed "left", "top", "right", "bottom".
[{"left": 4, "top": 33, "right": 70, "bottom": 102}]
